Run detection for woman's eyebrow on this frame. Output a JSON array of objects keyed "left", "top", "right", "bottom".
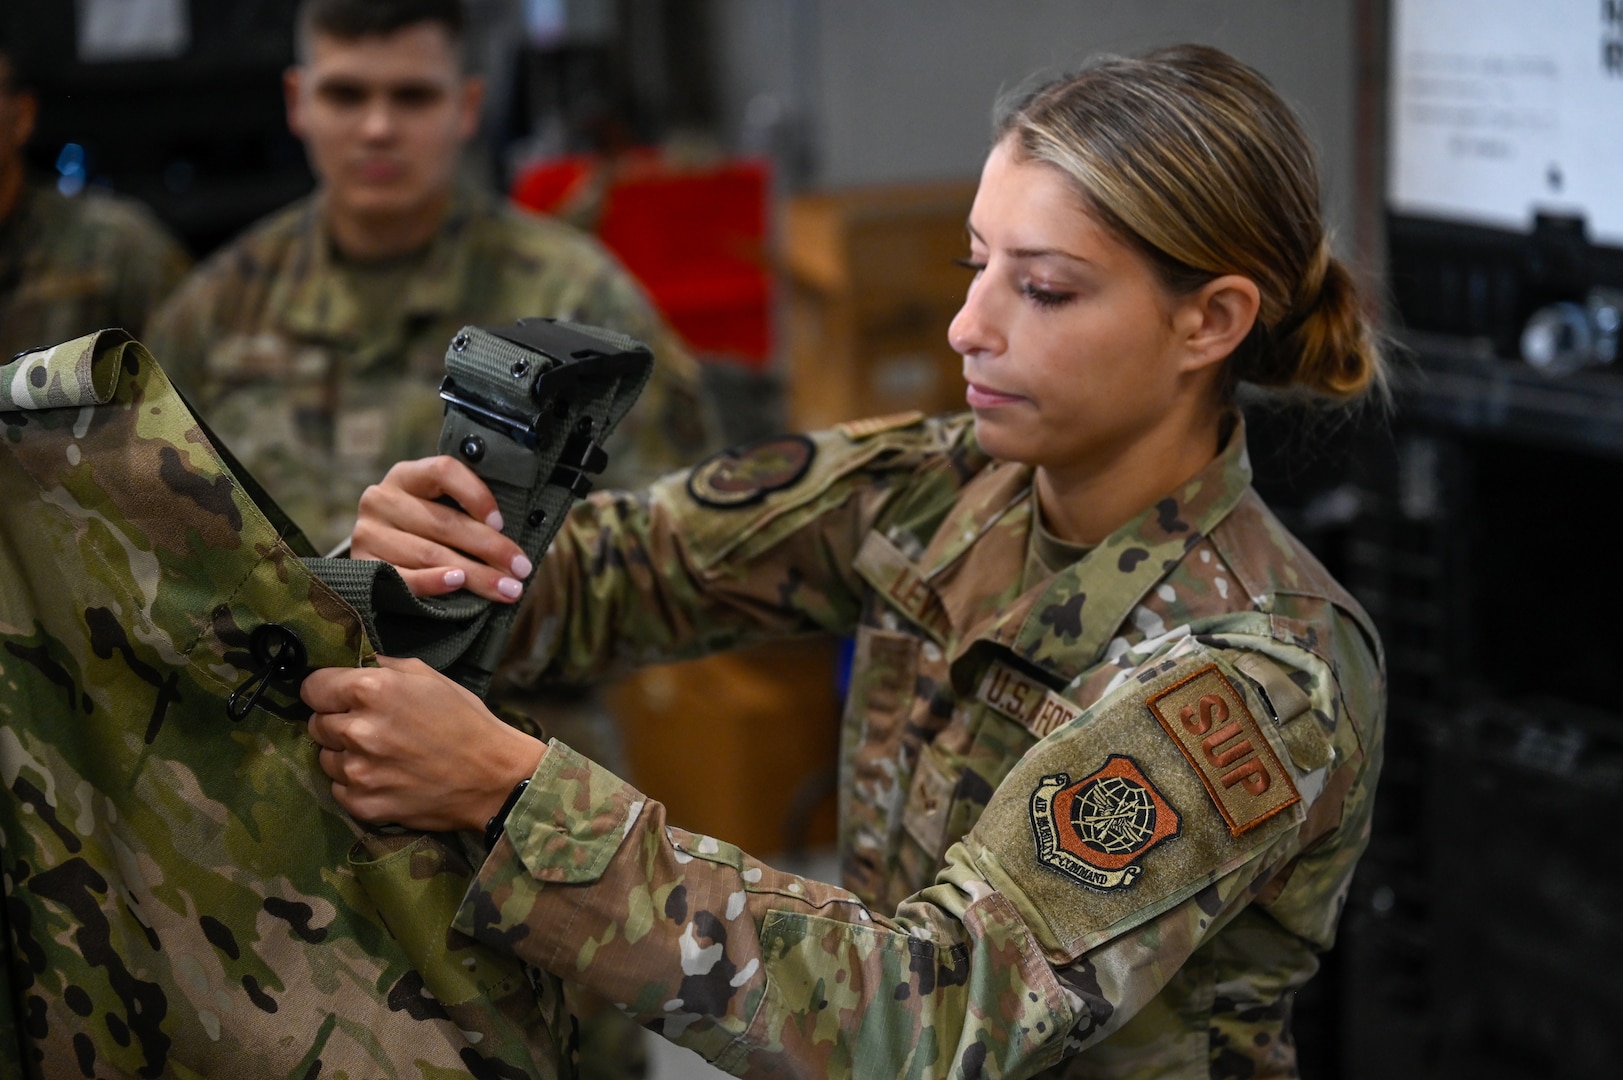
[
  {"left": 1006, "top": 246, "right": 1092, "bottom": 265},
  {"left": 965, "top": 222, "right": 1095, "bottom": 266}
]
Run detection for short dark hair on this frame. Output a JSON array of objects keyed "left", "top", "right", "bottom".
[{"left": 295, "top": 0, "right": 467, "bottom": 65}]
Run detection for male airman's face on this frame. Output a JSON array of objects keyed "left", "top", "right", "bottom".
[{"left": 284, "top": 22, "right": 482, "bottom": 231}]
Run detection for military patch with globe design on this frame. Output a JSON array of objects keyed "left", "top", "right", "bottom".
[
  {"left": 686, "top": 434, "right": 816, "bottom": 508},
  {"left": 1030, "top": 756, "right": 1181, "bottom": 890}
]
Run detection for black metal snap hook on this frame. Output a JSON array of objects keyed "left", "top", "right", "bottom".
[{"left": 226, "top": 623, "right": 309, "bottom": 722}]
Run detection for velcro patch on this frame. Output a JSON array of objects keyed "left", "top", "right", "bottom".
[
  {"left": 1145, "top": 664, "right": 1300, "bottom": 836},
  {"left": 1030, "top": 757, "right": 1181, "bottom": 890},
  {"left": 978, "top": 661, "right": 1081, "bottom": 739},
  {"left": 686, "top": 434, "right": 815, "bottom": 509}
]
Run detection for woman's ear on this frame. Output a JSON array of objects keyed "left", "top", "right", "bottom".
[{"left": 1175, "top": 274, "right": 1260, "bottom": 373}]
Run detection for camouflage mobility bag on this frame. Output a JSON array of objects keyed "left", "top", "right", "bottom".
[{"left": 0, "top": 325, "right": 649, "bottom": 1078}]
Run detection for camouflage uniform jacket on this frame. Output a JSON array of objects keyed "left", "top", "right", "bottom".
[
  {"left": 143, "top": 186, "right": 721, "bottom": 553},
  {"left": 0, "top": 181, "right": 190, "bottom": 361},
  {"left": 464, "top": 412, "right": 1386, "bottom": 1078},
  {"left": 0, "top": 331, "right": 571, "bottom": 1078}
]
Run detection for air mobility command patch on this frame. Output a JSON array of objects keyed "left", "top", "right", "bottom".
[
  {"left": 686, "top": 434, "right": 815, "bottom": 508},
  {"left": 1145, "top": 663, "right": 1300, "bottom": 836},
  {"left": 1030, "top": 757, "right": 1181, "bottom": 890}
]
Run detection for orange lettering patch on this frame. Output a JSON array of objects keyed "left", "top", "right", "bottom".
[{"left": 1145, "top": 664, "right": 1300, "bottom": 836}]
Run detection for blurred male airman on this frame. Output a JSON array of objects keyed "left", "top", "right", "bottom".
[{"left": 146, "top": 0, "right": 719, "bottom": 555}]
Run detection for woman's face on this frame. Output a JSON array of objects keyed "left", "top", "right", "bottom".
[{"left": 949, "top": 139, "right": 1212, "bottom": 480}]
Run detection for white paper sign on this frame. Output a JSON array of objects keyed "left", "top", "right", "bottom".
[
  {"left": 1389, "top": 0, "right": 1623, "bottom": 245},
  {"left": 76, "top": 0, "right": 190, "bottom": 63}
]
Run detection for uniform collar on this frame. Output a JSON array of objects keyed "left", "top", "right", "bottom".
[
  {"left": 945, "top": 416, "right": 1254, "bottom": 688},
  {"left": 272, "top": 184, "right": 489, "bottom": 343}
]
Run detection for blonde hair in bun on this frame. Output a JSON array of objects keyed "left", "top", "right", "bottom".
[{"left": 994, "top": 44, "right": 1387, "bottom": 404}]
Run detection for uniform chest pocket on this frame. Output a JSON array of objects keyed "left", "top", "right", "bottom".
[
  {"left": 902, "top": 701, "right": 1037, "bottom": 863},
  {"left": 847, "top": 626, "right": 920, "bottom": 742}
]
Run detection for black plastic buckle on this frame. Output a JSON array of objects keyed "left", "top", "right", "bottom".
[
  {"left": 438, "top": 376, "right": 542, "bottom": 448},
  {"left": 558, "top": 421, "right": 610, "bottom": 476}
]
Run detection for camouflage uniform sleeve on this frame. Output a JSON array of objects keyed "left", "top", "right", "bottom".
[
  {"left": 458, "top": 632, "right": 1369, "bottom": 1077},
  {"left": 552, "top": 236, "right": 724, "bottom": 489},
  {"left": 498, "top": 420, "right": 944, "bottom": 690}
]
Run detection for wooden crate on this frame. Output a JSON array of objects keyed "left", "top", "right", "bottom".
[{"left": 782, "top": 180, "right": 980, "bottom": 429}]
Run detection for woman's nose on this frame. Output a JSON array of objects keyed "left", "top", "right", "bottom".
[{"left": 948, "top": 273, "right": 1001, "bottom": 358}]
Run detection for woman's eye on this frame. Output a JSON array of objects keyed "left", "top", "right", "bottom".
[
  {"left": 1022, "top": 283, "right": 1074, "bottom": 309},
  {"left": 953, "top": 257, "right": 986, "bottom": 273}
]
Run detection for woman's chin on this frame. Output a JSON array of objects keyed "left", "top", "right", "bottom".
[{"left": 970, "top": 412, "right": 1034, "bottom": 462}]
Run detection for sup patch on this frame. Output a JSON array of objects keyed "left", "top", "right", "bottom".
[
  {"left": 1145, "top": 663, "right": 1300, "bottom": 836},
  {"left": 1031, "top": 756, "right": 1181, "bottom": 890},
  {"left": 686, "top": 434, "right": 815, "bottom": 508}
]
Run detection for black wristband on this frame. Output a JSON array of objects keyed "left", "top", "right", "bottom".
[{"left": 483, "top": 778, "right": 531, "bottom": 851}]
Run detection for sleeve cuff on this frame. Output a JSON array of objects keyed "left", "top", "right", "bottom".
[
  {"left": 450, "top": 740, "right": 648, "bottom": 962},
  {"left": 487, "top": 738, "right": 647, "bottom": 885}
]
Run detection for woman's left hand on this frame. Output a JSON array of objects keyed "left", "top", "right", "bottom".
[{"left": 304, "top": 656, "right": 546, "bottom": 832}]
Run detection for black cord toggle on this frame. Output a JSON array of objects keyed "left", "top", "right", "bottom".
[{"left": 226, "top": 623, "right": 309, "bottom": 722}]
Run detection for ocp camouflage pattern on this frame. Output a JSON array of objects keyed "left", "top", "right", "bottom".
[
  {"left": 140, "top": 182, "right": 722, "bottom": 1080},
  {"left": 464, "top": 411, "right": 1385, "bottom": 1078},
  {"left": 0, "top": 182, "right": 191, "bottom": 362},
  {"left": 0, "top": 331, "right": 571, "bottom": 1078}
]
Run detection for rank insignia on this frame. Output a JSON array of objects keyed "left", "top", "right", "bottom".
[
  {"left": 686, "top": 434, "right": 816, "bottom": 508},
  {"left": 1030, "top": 757, "right": 1180, "bottom": 890},
  {"left": 836, "top": 411, "right": 924, "bottom": 440}
]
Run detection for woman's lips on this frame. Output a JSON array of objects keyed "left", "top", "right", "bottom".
[{"left": 965, "top": 381, "right": 1027, "bottom": 409}]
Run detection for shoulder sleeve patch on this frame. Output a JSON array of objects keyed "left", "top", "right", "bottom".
[
  {"left": 685, "top": 434, "right": 816, "bottom": 509},
  {"left": 1145, "top": 664, "right": 1301, "bottom": 837},
  {"left": 967, "top": 649, "right": 1308, "bottom": 960},
  {"left": 835, "top": 411, "right": 926, "bottom": 441},
  {"left": 1030, "top": 757, "right": 1181, "bottom": 891}
]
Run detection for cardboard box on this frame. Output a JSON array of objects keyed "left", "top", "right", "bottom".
[
  {"left": 783, "top": 181, "right": 980, "bottom": 429},
  {"left": 607, "top": 640, "right": 842, "bottom": 857}
]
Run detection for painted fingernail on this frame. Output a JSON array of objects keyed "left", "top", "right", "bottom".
[
  {"left": 485, "top": 509, "right": 505, "bottom": 531},
  {"left": 497, "top": 577, "right": 523, "bottom": 600},
  {"left": 511, "top": 554, "right": 533, "bottom": 579},
  {"left": 444, "top": 568, "right": 466, "bottom": 589}
]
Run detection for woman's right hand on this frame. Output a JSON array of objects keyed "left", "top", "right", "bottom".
[{"left": 351, "top": 456, "right": 533, "bottom": 603}]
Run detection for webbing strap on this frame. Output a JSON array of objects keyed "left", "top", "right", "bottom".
[{"left": 305, "top": 318, "right": 652, "bottom": 698}]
